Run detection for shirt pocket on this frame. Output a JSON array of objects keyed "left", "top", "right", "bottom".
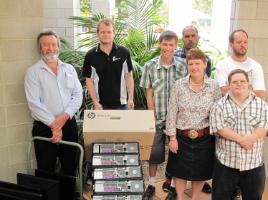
[
  {"left": 65, "top": 73, "right": 75, "bottom": 89},
  {"left": 248, "top": 115, "right": 260, "bottom": 128},
  {"left": 152, "top": 78, "right": 164, "bottom": 93},
  {"left": 224, "top": 114, "right": 236, "bottom": 129}
]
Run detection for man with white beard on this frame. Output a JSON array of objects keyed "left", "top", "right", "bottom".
[{"left": 24, "top": 30, "right": 83, "bottom": 176}]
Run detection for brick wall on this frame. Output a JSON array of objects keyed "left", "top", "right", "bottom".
[
  {"left": 231, "top": 0, "right": 268, "bottom": 174},
  {"left": 43, "top": 0, "right": 81, "bottom": 48},
  {"left": 0, "top": 0, "right": 42, "bottom": 182}
]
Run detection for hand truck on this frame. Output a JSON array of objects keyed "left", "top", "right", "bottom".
[{"left": 27, "top": 136, "right": 84, "bottom": 200}]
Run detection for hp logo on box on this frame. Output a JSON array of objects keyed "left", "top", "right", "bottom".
[{"left": 87, "top": 112, "right": 96, "bottom": 119}]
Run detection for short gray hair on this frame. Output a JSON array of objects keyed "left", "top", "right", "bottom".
[
  {"left": 36, "top": 30, "right": 60, "bottom": 51},
  {"left": 182, "top": 25, "right": 199, "bottom": 36}
]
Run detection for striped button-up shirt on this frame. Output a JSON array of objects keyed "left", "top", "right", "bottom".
[
  {"left": 24, "top": 59, "right": 83, "bottom": 126},
  {"left": 210, "top": 92, "right": 268, "bottom": 171},
  {"left": 139, "top": 56, "right": 187, "bottom": 128}
]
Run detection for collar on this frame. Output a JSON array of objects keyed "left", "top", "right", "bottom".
[
  {"left": 174, "top": 48, "right": 187, "bottom": 58},
  {"left": 38, "top": 59, "right": 64, "bottom": 73},
  {"left": 224, "top": 91, "right": 256, "bottom": 106},
  {"left": 39, "top": 58, "right": 62, "bottom": 67},
  {"left": 230, "top": 55, "right": 248, "bottom": 63},
  {"left": 96, "top": 42, "right": 118, "bottom": 53},
  {"left": 182, "top": 47, "right": 187, "bottom": 55},
  {"left": 182, "top": 74, "right": 210, "bottom": 85},
  {"left": 156, "top": 56, "right": 178, "bottom": 70}
]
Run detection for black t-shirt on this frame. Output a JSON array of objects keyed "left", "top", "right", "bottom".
[{"left": 82, "top": 43, "right": 133, "bottom": 106}]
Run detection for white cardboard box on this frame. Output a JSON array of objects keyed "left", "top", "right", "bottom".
[{"left": 83, "top": 110, "right": 155, "bottom": 160}]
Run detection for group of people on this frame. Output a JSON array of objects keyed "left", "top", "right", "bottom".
[
  {"left": 140, "top": 27, "right": 267, "bottom": 200},
  {"left": 24, "top": 18, "right": 267, "bottom": 200}
]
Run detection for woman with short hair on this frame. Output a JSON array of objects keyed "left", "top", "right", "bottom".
[{"left": 165, "top": 48, "right": 221, "bottom": 200}]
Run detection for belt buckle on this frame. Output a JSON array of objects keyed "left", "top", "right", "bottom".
[{"left": 188, "top": 130, "right": 198, "bottom": 139}]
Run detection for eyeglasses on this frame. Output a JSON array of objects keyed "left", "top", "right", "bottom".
[{"left": 230, "top": 80, "right": 248, "bottom": 85}]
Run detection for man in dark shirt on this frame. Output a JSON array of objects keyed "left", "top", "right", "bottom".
[
  {"left": 174, "top": 25, "right": 211, "bottom": 77},
  {"left": 82, "top": 18, "right": 134, "bottom": 110}
]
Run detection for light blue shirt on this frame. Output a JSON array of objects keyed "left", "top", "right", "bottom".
[{"left": 24, "top": 59, "right": 83, "bottom": 126}]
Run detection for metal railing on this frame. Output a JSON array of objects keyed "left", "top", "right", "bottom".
[{"left": 28, "top": 136, "right": 84, "bottom": 200}]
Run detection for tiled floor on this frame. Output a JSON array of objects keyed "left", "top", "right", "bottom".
[
  {"left": 141, "top": 150, "right": 268, "bottom": 200},
  {"left": 84, "top": 141, "right": 268, "bottom": 200},
  {"left": 142, "top": 160, "right": 216, "bottom": 200},
  {"left": 151, "top": 178, "right": 268, "bottom": 200},
  {"left": 84, "top": 159, "right": 268, "bottom": 200},
  {"left": 150, "top": 180, "right": 218, "bottom": 200}
]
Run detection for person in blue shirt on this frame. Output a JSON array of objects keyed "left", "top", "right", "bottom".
[
  {"left": 24, "top": 30, "right": 83, "bottom": 176},
  {"left": 174, "top": 25, "right": 211, "bottom": 77}
]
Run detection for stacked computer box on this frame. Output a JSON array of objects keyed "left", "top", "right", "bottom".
[{"left": 91, "top": 142, "right": 144, "bottom": 200}]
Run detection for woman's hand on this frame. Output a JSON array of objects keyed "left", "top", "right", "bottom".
[{"left": 169, "top": 139, "right": 178, "bottom": 154}]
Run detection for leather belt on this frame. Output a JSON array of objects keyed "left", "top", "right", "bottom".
[{"left": 178, "top": 127, "right": 209, "bottom": 139}]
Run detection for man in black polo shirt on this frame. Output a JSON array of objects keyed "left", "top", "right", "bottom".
[{"left": 82, "top": 18, "right": 134, "bottom": 110}]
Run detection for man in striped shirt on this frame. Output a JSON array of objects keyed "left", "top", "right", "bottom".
[
  {"left": 140, "top": 30, "right": 187, "bottom": 200},
  {"left": 210, "top": 69, "right": 268, "bottom": 200}
]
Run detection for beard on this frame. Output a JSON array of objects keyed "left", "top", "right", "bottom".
[
  {"left": 41, "top": 52, "right": 59, "bottom": 62},
  {"left": 185, "top": 42, "right": 197, "bottom": 51},
  {"left": 233, "top": 48, "right": 247, "bottom": 57}
]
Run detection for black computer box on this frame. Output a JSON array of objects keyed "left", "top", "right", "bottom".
[
  {"left": 93, "top": 166, "right": 143, "bottom": 180},
  {"left": 92, "top": 154, "right": 140, "bottom": 168},
  {"left": 92, "top": 142, "right": 139, "bottom": 155},
  {"left": 93, "top": 180, "right": 144, "bottom": 195},
  {"left": 92, "top": 194, "right": 143, "bottom": 200}
]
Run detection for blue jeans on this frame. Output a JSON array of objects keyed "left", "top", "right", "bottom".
[{"left": 212, "top": 158, "right": 265, "bottom": 200}]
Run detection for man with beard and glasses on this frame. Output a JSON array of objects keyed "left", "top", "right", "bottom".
[
  {"left": 214, "top": 29, "right": 266, "bottom": 199},
  {"left": 24, "top": 30, "right": 83, "bottom": 176},
  {"left": 215, "top": 29, "right": 266, "bottom": 99},
  {"left": 82, "top": 18, "right": 134, "bottom": 110}
]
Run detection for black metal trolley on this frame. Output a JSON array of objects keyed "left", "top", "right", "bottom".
[{"left": 27, "top": 136, "right": 84, "bottom": 200}]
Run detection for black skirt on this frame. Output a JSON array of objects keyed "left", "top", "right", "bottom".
[{"left": 166, "top": 133, "right": 215, "bottom": 181}]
